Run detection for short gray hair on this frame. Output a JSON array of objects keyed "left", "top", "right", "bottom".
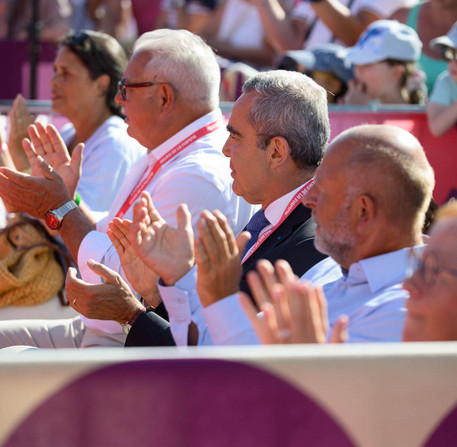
[
  {"left": 133, "top": 29, "right": 220, "bottom": 112},
  {"left": 242, "top": 70, "right": 330, "bottom": 171}
]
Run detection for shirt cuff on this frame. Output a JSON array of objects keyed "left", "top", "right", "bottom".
[
  {"left": 158, "top": 267, "right": 198, "bottom": 346},
  {"left": 202, "top": 294, "right": 260, "bottom": 345},
  {"left": 77, "top": 230, "right": 112, "bottom": 283},
  {"left": 77, "top": 230, "right": 123, "bottom": 334}
]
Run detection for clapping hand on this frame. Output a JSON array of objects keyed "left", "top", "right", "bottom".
[
  {"left": 239, "top": 259, "right": 348, "bottom": 344},
  {"left": 108, "top": 215, "right": 161, "bottom": 308},
  {"left": 195, "top": 209, "right": 250, "bottom": 307},
  {"left": 22, "top": 122, "right": 83, "bottom": 197},
  {"left": 121, "top": 191, "right": 195, "bottom": 287},
  {"left": 7, "top": 94, "right": 35, "bottom": 172},
  {"left": 66, "top": 259, "right": 144, "bottom": 324}
]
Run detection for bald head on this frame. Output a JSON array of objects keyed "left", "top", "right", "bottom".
[
  {"left": 329, "top": 124, "right": 435, "bottom": 234},
  {"left": 303, "top": 124, "right": 435, "bottom": 267}
]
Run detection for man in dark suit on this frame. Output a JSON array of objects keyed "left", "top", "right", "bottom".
[{"left": 65, "top": 70, "right": 330, "bottom": 346}]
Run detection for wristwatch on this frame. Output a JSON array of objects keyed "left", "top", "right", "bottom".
[{"left": 44, "top": 200, "right": 77, "bottom": 230}]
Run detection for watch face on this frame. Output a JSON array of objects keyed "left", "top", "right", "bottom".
[{"left": 45, "top": 212, "right": 60, "bottom": 230}]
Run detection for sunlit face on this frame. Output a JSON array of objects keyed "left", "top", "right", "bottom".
[
  {"left": 302, "top": 141, "right": 357, "bottom": 267},
  {"left": 403, "top": 219, "right": 457, "bottom": 341},
  {"left": 222, "top": 92, "right": 272, "bottom": 205},
  {"left": 354, "top": 61, "right": 400, "bottom": 102},
  {"left": 50, "top": 47, "right": 101, "bottom": 119},
  {"left": 115, "top": 51, "right": 163, "bottom": 149}
]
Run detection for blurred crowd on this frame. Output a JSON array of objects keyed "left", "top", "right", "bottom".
[{"left": 2, "top": 0, "right": 457, "bottom": 117}]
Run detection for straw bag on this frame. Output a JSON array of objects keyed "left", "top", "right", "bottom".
[{"left": 0, "top": 214, "right": 69, "bottom": 307}]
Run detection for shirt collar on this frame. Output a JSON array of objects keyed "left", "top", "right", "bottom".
[
  {"left": 146, "top": 109, "right": 224, "bottom": 167},
  {"left": 264, "top": 182, "right": 309, "bottom": 227},
  {"left": 345, "top": 246, "right": 425, "bottom": 293}
]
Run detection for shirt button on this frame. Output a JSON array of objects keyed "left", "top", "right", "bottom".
[{"left": 178, "top": 298, "right": 186, "bottom": 304}]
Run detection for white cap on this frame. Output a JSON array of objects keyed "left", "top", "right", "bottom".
[
  {"left": 342, "top": 20, "right": 422, "bottom": 65},
  {"left": 430, "top": 21, "right": 457, "bottom": 50}
]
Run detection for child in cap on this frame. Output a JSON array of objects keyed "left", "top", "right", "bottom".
[
  {"left": 426, "top": 22, "right": 457, "bottom": 136},
  {"left": 342, "top": 20, "right": 426, "bottom": 106}
]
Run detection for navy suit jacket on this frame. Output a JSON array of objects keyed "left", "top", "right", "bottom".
[{"left": 239, "top": 203, "right": 326, "bottom": 299}]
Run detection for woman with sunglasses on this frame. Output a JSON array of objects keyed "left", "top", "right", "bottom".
[
  {"left": 7, "top": 30, "right": 145, "bottom": 214},
  {"left": 426, "top": 22, "right": 457, "bottom": 136}
]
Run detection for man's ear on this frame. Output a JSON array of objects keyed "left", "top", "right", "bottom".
[
  {"left": 158, "top": 83, "right": 176, "bottom": 113},
  {"left": 96, "top": 74, "right": 110, "bottom": 97},
  {"left": 354, "top": 194, "right": 376, "bottom": 232},
  {"left": 267, "top": 135, "right": 290, "bottom": 169}
]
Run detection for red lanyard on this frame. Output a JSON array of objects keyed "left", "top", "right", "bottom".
[
  {"left": 115, "top": 120, "right": 221, "bottom": 219},
  {"left": 242, "top": 178, "right": 314, "bottom": 263}
]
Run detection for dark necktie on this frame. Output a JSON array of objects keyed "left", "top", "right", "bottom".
[{"left": 242, "top": 209, "right": 270, "bottom": 257}]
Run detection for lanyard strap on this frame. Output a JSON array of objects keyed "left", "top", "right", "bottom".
[
  {"left": 242, "top": 178, "right": 315, "bottom": 263},
  {"left": 115, "top": 120, "right": 221, "bottom": 219}
]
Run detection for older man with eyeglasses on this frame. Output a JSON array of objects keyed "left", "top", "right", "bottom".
[
  {"left": 0, "top": 29, "right": 254, "bottom": 349},
  {"left": 403, "top": 202, "right": 457, "bottom": 342}
]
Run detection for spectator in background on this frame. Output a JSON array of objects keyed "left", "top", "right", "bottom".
[
  {"left": 0, "top": 0, "right": 73, "bottom": 41},
  {"left": 246, "top": 0, "right": 416, "bottom": 54},
  {"left": 201, "top": 0, "right": 295, "bottom": 70},
  {"left": 426, "top": 22, "right": 457, "bottom": 136},
  {"left": 278, "top": 43, "right": 354, "bottom": 103},
  {"left": 6, "top": 30, "right": 145, "bottom": 215},
  {"left": 157, "top": 0, "right": 218, "bottom": 33},
  {"left": 390, "top": 0, "right": 457, "bottom": 93},
  {"left": 131, "top": 0, "right": 162, "bottom": 36},
  {"left": 342, "top": 20, "right": 426, "bottom": 106},
  {"left": 87, "top": 0, "right": 123, "bottom": 37}
]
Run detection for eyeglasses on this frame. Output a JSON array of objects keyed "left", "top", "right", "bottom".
[
  {"left": 442, "top": 47, "right": 457, "bottom": 62},
  {"left": 408, "top": 248, "right": 457, "bottom": 287},
  {"left": 118, "top": 79, "right": 173, "bottom": 101}
]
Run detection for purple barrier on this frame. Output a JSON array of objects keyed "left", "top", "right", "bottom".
[
  {"left": 1, "top": 344, "right": 457, "bottom": 447},
  {"left": 0, "top": 40, "right": 57, "bottom": 100}
]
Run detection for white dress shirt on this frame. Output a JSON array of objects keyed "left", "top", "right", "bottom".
[
  {"left": 61, "top": 115, "right": 146, "bottom": 214},
  {"left": 78, "top": 109, "right": 255, "bottom": 334},
  {"left": 202, "top": 246, "right": 418, "bottom": 345}
]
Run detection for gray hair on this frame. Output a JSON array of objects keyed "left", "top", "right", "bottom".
[
  {"left": 242, "top": 70, "right": 330, "bottom": 172},
  {"left": 133, "top": 29, "right": 220, "bottom": 112}
]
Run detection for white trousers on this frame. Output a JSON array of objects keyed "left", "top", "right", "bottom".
[{"left": 0, "top": 316, "right": 126, "bottom": 349}]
